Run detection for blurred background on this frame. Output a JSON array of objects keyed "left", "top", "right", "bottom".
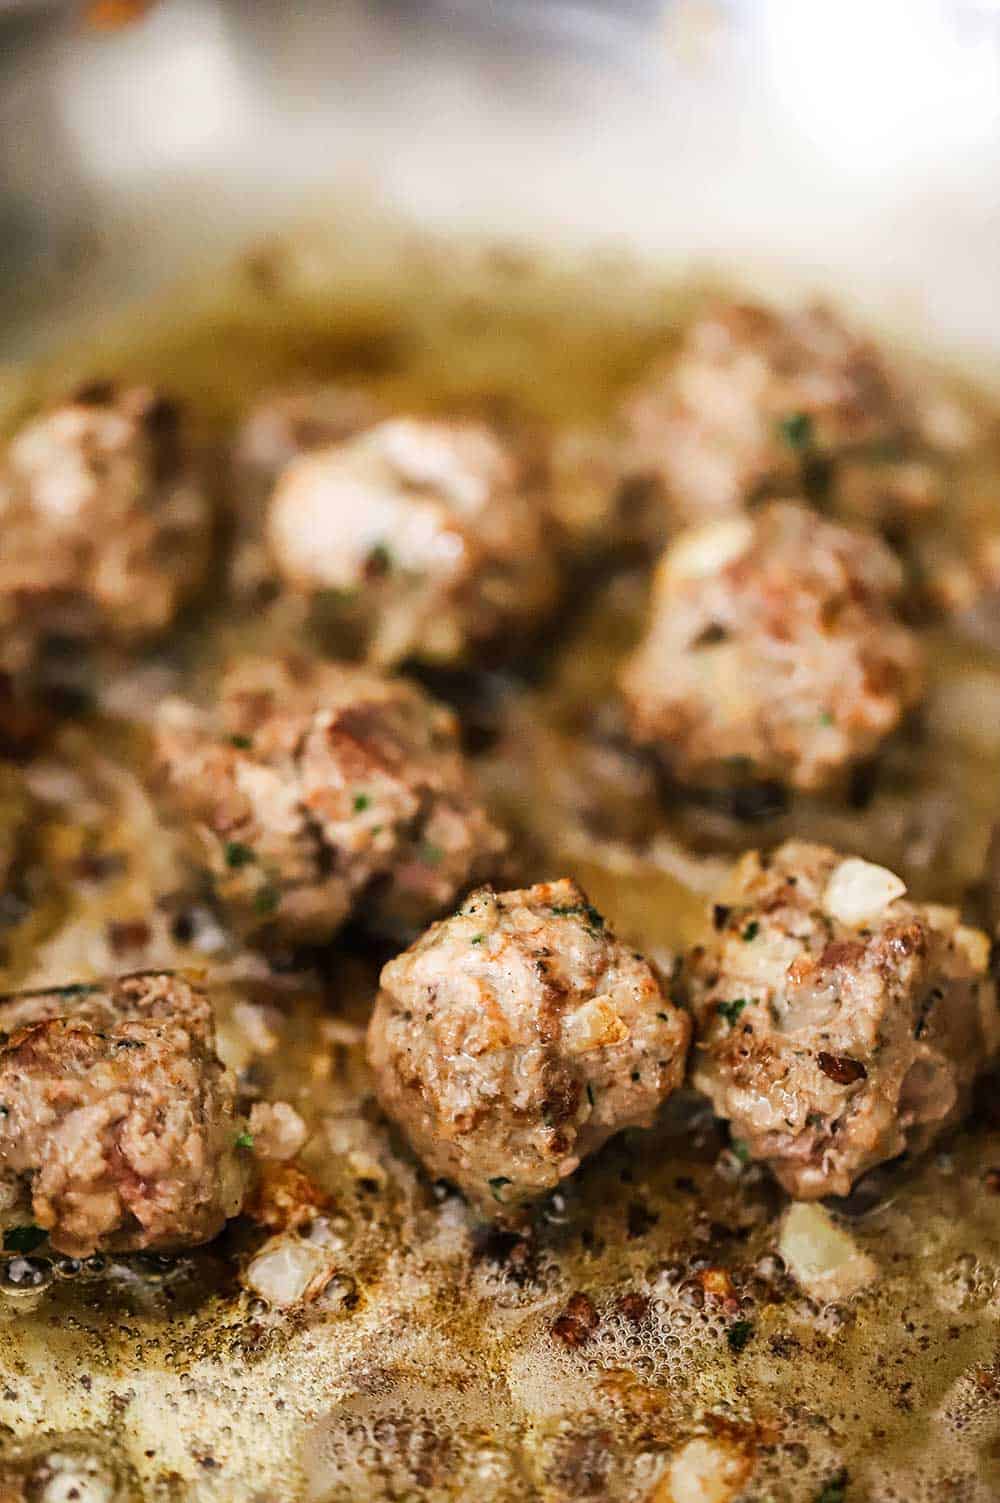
[{"left": 3, "top": 0, "right": 1000, "bottom": 360}]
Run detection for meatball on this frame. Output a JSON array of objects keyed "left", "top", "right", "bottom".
[
  {"left": 619, "top": 502, "right": 923, "bottom": 794},
  {"left": 367, "top": 879, "right": 690, "bottom": 1212},
  {"left": 153, "top": 653, "right": 506, "bottom": 944},
  {"left": 685, "top": 841, "right": 999, "bottom": 1198},
  {"left": 0, "top": 971, "right": 251, "bottom": 1256},
  {"left": 0, "top": 383, "right": 211, "bottom": 677},
  {"left": 266, "top": 416, "right": 560, "bottom": 666},
  {"left": 622, "top": 300, "right": 974, "bottom": 530}
]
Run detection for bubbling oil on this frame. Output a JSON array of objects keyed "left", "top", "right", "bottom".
[{"left": 0, "top": 221, "right": 1000, "bottom": 1500}]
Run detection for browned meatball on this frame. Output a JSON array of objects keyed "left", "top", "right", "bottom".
[
  {"left": 622, "top": 300, "right": 974, "bottom": 530},
  {"left": 266, "top": 416, "right": 561, "bottom": 665},
  {"left": 153, "top": 654, "right": 506, "bottom": 944},
  {"left": 0, "top": 972, "right": 251, "bottom": 1256},
  {"left": 367, "top": 879, "right": 690, "bottom": 1213},
  {"left": 685, "top": 841, "right": 998, "bottom": 1199},
  {"left": 619, "top": 502, "right": 923, "bottom": 794},
  {"left": 0, "top": 384, "right": 211, "bottom": 678}
]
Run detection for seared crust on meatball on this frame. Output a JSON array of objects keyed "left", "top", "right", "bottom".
[
  {"left": 619, "top": 502, "right": 923, "bottom": 793},
  {"left": 685, "top": 841, "right": 999, "bottom": 1198},
  {"left": 367, "top": 879, "right": 690, "bottom": 1213},
  {"left": 266, "top": 417, "right": 560, "bottom": 666},
  {"left": 0, "top": 972, "right": 250, "bottom": 1256},
  {"left": 622, "top": 300, "right": 974, "bottom": 529},
  {"left": 153, "top": 654, "right": 506, "bottom": 944},
  {"left": 0, "top": 384, "right": 211, "bottom": 676}
]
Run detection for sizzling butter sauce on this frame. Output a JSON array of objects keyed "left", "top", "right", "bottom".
[{"left": 2, "top": 225, "right": 1000, "bottom": 1501}]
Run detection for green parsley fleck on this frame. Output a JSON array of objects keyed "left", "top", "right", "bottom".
[
  {"left": 4, "top": 1225, "right": 46, "bottom": 1254},
  {"left": 731, "top": 1138, "right": 751, "bottom": 1165},
  {"left": 814, "top": 1470, "right": 849, "bottom": 1503},
  {"left": 234, "top": 1131, "right": 254, "bottom": 1151},
  {"left": 488, "top": 1176, "right": 512, "bottom": 1202},
  {"left": 420, "top": 843, "right": 444, "bottom": 867},
  {"left": 717, "top": 998, "right": 748, "bottom": 1027},
  {"left": 353, "top": 793, "right": 371, "bottom": 813},
  {"left": 367, "top": 542, "right": 393, "bottom": 574},
  {"left": 229, "top": 734, "right": 253, "bottom": 750},
  {"left": 551, "top": 902, "right": 605, "bottom": 937},
  {"left": 254, "top": 882, "right": 281, "bottom": 916},
  {"left": 778, "top": 411, "right": 814, "bottom": 451},
  {"left": 741, "top": 921, "right": 759, "bottom": 942},
  {"left": 53, "top": 983, "right": 99, "bottom": 1000},
  {"left": 470, "top": 935, "right": 485, "bottom": 945},
  {"left": 819, "top": 710, "right": 835, "bottom": 727},
  {"left": 727, "top": 1318, "right": 754, "bottom": 1354},
  {"left": 224, "top": 841, "right": 256, "bottom": 870}
]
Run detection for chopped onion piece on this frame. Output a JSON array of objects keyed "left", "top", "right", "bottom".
[
  {"left": 663, "top": 517, "right": 754, "bottom": 583},
  {"left": 244, "top": 1232, "right": 337, "bottom": 1308},
  {"left": 35, "top": 1453, "right": 116, "bottom": 1503},
  {"left": 779, "top": 1202, "right": 877, "bottom": 1303},
  {"left": 248, "top": 1100, "right": 308, "bottom": 1161},
  {"left": 823, "top": 858, "right": 906, "bottom": 928},
  {"left": 954, "top": 924, "right": 991, "bottom": 973},
  {"left": 653, "top": 1436, "right": 753, "bottom": 1503}
]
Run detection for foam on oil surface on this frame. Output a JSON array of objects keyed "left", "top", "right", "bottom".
[{"left": 1, "top": 225, "right": 1000, "bottom": 1499}]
